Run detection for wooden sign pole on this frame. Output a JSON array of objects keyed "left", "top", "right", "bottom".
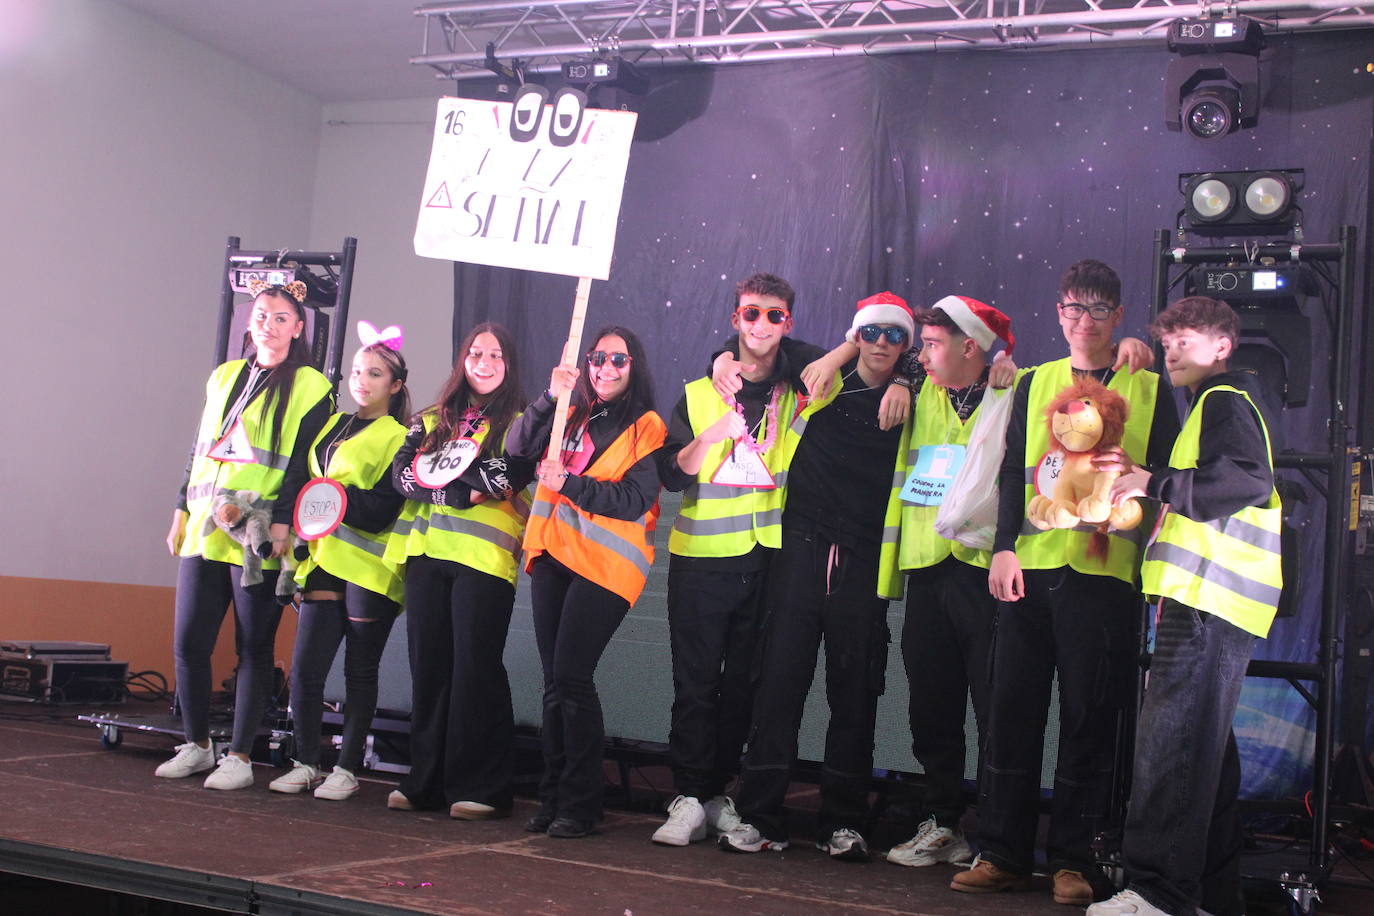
[{"left": 545, "top": 275, "right": 593, "bottom": 462}]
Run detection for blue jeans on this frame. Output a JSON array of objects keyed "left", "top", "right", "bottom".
[{"left": 1121, "top": 599, "right": 1254, "bottom": 916}]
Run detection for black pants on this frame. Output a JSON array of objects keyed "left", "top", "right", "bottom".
[
  {"left": 666, "top": 562, "right": 768, "bottom": 800},
  {"left": 902, "top": 556, "right": 997, "bottom": 829},
  {"left": 978, "top": 566, "right": 1139, "bottom": 874},
  {"left": 399, "top": 554, "right": 516, "bottom": 810},
  {"left": 736, "top": 530, "right": 890, "bottom": 843},
  {"left": 1121, "top": 599, "right": 1254, "bottom": 916},
  {"left": 529, "top": 555, "right": 630, "bottom": 823},
  {"left": 173, "top": 555, "right": 285, "bottom": 754},
  {"left": 288, "top": 584, "right": 398, "bottom": 772}
]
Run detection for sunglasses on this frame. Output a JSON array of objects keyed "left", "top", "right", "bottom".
[
  {"left": 586, "top": 350, "right": 632, "bottom": 369},
  {"left": 1059, "top": 301, "right": 1119, "bottom": 321},
  {"left": 736, "top": 305, "right": 790, "bottom": 325},
  {"left": 857, "top": 324, "right": 909, "bottom": 346}
]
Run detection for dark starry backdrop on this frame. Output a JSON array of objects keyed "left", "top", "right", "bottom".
[{"left": 450, "top": 30, "right": 1373, "bottom": 794}]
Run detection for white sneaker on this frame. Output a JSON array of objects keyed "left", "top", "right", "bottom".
[
  {"left": 652, "top": 795, "right": 707, "bottom": 846},
  {"left": 203, "top": 754, "right": 254, "bottom": 790},
  {"left": 817, "top": 827, "right": 869, "bottom": 861},
  {"left": 314, "top": 766, "right": 360, "bottom": 800},
  {"left": 718, "top": 822, "right": 789, "bottom": 853},
  {"left": 268, "top": 760, "right": 322, "bottom": 794},
  {"left": 154, "top": 742, "right": 214, "bottom": 779},
  {"left": 1086, "top": 890, "right": 1170, "bottom": 915},
  {"left": 703, "top": 794, "right": 743, "bottom": 835},
  {"left": 886, "top": 816, "right": 973, "bottom": 867}
]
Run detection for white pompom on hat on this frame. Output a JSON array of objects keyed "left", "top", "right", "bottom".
[
  {"left": 846, "top": 291, "right": 916, "bottom": 348},
  {"left": 930, "top": 295, "right": 1016, "bottom": 355}
]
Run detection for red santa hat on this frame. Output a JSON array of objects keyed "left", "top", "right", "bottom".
[
  {"left": 846, "top": 291, "right": 916, "bottom": 348},
  {"left": 930, "top": 295, "right": 1015, "bottom": 356}
]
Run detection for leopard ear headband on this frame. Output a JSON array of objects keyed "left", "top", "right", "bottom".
[{"left": 247, "top": 277, "right": 308, "bottom": 303}]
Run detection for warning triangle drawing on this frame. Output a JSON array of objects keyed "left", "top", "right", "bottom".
[
  {"left": 711, "top": 446, "right": 775, "bottom": 489},
  {"left": 426, "top": 182, "right": 452, "bottom": 208}
]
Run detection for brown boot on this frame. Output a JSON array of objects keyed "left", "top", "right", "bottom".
[
  {"left": 950, "top": 857, "right": 1030, "bottom": 894},
  {"left": 1052, "top": 868, "right": 1094, "bottom": 906}
]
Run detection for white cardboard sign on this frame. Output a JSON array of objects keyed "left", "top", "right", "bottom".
[{"left": 414, "top": 94, "right": 638, "bottom": 281}]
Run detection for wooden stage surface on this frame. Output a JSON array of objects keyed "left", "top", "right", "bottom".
[{"left": 2, "top": 703, "right": 1371, "bottom": 915}]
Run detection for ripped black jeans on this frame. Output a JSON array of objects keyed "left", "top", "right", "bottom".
[
  {"left": 735, "top": 528, "right": 891, "bottom": 843},
  {"left": 978, "top": 566, "right": 1140, "bottom": 876}
]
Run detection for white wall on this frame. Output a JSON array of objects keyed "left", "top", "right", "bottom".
[
  {"left": 0, "top": 0, "right": 322, "bottom": 586},
  {"left": 308, "top": 98, "right": 455, "bottom": 409}
]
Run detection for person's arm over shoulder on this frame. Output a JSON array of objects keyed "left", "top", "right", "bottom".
[
  {"left": 505, "top": 392, "right": 558, "bottom": 460},
  {"left": 655, "top": 394, "right": 698, "bottom": 492},
  {"left": 272, "top": 391, "right": 334, "bottom": 526},
  {"left": 1148, "top": 389, "right": 1273, "bottom": 522},
  {"left": 993, "top": 369, "right": 1035, "bottom": 553}
]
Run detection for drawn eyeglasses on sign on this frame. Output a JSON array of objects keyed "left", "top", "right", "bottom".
[{"left": 510, "top": 85, "right": 588, "bottom": 147}]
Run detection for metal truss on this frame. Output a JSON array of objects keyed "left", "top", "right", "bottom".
[{"left": 413, "top": 0, "right": 1374, "bottom": 80}]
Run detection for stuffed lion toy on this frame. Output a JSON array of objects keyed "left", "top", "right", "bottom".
[{"left": 1026, "top": 378, "right": 1142, "bottom": 560}]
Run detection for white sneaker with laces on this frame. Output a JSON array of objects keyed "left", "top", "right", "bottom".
[
  {"left": 268, "top": 760, "right": 322, "bottom": 794},
  {"left": 885, "top": 816, "right": 973, "bottom": 867},
  {"left": 817, "top": 827, "right": 869, "bottom": 861},
  {"left": 154, "top": 742, "right": 215, "bottom": 779},
  {"left": 652, "top": 795, "right": 707, "bottom": 846},
  {"left": 1086, "top": 890, "right": 1170, "bottom": 916},
  {"left": 703, "top": 795, "right": 742, "bottom": 835},
  {"left": 718, "top": 822, "right": 789, "bottom": 853},
  {"left": 203, "top": 754, "right": 254, "bottom": 790},
  {"left": 314, "top": 766, "right": 360, "bottom": 800}
]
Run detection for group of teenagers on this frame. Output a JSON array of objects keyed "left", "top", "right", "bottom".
[{"left": 157, "top": 257, "right": 1281, "bottom": 916}]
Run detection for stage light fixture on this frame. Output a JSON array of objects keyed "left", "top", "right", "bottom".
[
  {"left": 1179, "top": 169, "right": 1303, "bottom": 234},
  {"left": 1164, "top": 17, "right": 1264, "bottom": 139}
]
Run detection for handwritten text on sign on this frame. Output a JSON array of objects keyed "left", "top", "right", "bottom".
[{"left": 414, "top": 96, "right": 637, "bottom": 281}]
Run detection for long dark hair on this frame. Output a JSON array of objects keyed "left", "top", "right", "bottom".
[
  {"left": 419, "top": 322, "right": 525, "bottom": 458},
  {"left": 569, "top": 325, "right": 656, "bottom": 435},
  {"left": 248, "top": 288, "right": 315, "bottom": 458},
  {"left": 357, "top": 343, "right": 412, "bottom": 422}
]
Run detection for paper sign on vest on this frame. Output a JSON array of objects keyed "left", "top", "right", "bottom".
[
  {"left": 900, "top": 444, "right": 966, "bottom": 506},
  {"left": 1034, "top": 449, "right": 1067, "bottom": 496},
  {"left": 294, "top": 477, "right": 347, "bottom": 541},
  {"left": 207, "top": 419, "right": 255, "bottom": 464},
  {"left": 711, "top": 445, "right": 776, "bottom": 489},
  {"left": 412, "top": 438, "right": 480, "bottom": 489}
]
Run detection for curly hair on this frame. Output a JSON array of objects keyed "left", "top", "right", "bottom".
[
  {"left": 734, "top": 272, "right": 796, "bottom": 313},
  {"left": 1149, "top": 296, "right": 1240, "bottom": 347}
]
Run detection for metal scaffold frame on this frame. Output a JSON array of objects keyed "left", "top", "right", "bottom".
[{"left": 412, "top": 0, "right": 1374, "bottom": 80}]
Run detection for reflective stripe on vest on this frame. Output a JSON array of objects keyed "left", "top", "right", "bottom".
[
  {"left": 1140, "top": 385, "right": 1282, "bottom": 637},
  {"left": 668, "top": 377, "right": 806, "bottom": 558},
  {"left": 523, "top": 410, "right": 667, "bottom": 604},
  {"left": 180, "top": 361, "right": 333, "bottom": 567},
  {"left": 383, "top": 411, "right": 530, "bottom": 585},
  {"left": 1015, "top": 358, "right": 1160, "bottom": 584},
  {"left": 293, "top": 413, "right": 407, "bottom": 603}
]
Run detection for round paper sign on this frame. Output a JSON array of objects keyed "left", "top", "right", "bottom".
[
  {"left": 412, "top": 438, "right": 480, "bottom": 489},
  {"left": 294, "top": 477, "right": 347, "bottom": 541},
  {"left": 1034, "top": 449, "right": 1067, "bottom": 497}
]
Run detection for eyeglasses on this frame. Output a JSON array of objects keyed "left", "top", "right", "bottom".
[
  {"left": 586, "top": 350, "right": 632, "bottom": 369},
  {"left": 1058, "top": 301, "right": 1119, "bottom": 321},
  {"left": 736, "top": 306, "right": 790, "bottom": 325},
  {"left": 857, "top": 324, "right": 909, "bottom": 346}
]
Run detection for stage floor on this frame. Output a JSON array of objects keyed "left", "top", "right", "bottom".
[{"left": 2, "top": 704, "right": 1370, "bottom": 915}]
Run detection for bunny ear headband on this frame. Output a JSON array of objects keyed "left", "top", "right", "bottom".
[
  {"left": 358, "top": 320, "right": 404, "bottom": 351},
  {"left": 247, "top": 277, "right": 308, "bottom": 303}
]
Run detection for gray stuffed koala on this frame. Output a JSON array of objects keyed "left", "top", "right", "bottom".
[{"left": 206, "top": 490, "right": 296, "bottom": 603}]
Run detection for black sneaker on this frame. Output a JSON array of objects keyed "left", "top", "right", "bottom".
[
  {"left": 816, "top": 827, "right": 869, "bottom": 861},
  {"left": 547, "top": 816, "right": 595, "bottom": 838}
]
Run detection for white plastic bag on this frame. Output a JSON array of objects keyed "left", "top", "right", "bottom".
[{"left": 934, "top": 385, "right": 1015, "bottom": 550}]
